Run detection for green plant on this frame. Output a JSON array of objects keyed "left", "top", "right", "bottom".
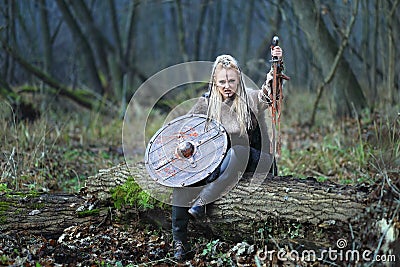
[
  {"left": 0, "top": 255, "right": 9, "bottom": 265},
  {"left": 202, "top": 239, "right": 220, "bottom": 256},
  {"left": 0, "top": 183, "right": 12, "bottom": 193},
  {"left": 201, "top": 239, "right": 233, "bottom": 265},
  {"left": 111, "top": 177, "right": 164, "bottom": 211},
  {"left": 0, "top": 99, "right": 124, "bottom": 193}
]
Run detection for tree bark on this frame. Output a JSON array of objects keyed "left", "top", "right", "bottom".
[
  {"left": 308, "top": 0, "right": 359, "bottom": 126},
  {"left": 208, "top": 174, "right": 366, "bottom": 229},
  {"left": 4, "top": 0, "right": 17, "bottom": 83},
  {"left": 175, "top": 0, "right": 189, "bottom": 62},
  {"left": 0, "top": 193, "right": 107, "bottom": 239},
  {"left": 38, "top": 0, "right": 53, "bottom": 75},
  {"left": 67, "top": 0, "right": 112, "bottom": 95},
  {"left": 0, "top": 162, "right": 372, "bottom": 243},
  {"left": 386, "top": 0, "right": 399, "bottom": 105},
  {"left": 194, "top": 0, "right": 209, "bottom": 60}
]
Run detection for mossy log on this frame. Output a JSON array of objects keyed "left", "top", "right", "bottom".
[{"left": 0, "top": 162, "right": 394, "bottom": 249}]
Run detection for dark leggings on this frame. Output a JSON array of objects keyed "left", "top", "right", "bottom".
[{"left": 172, "top": 145, "right": 274, "bottom": 242}]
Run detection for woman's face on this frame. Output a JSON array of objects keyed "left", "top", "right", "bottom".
[{"left": 215, "top": 68, "right": 239, "bottom": 100}]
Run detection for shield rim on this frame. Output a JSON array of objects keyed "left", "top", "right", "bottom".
[{"left": 144, "top": 113, "right": 229, "bottom": 187}]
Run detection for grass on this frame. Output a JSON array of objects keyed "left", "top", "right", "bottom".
[
  {"left": 278, "top": 91, "right": 399, "bottom": 185},
  {"left": 0, "top": 99, "right": 124, "bottom": 193}
]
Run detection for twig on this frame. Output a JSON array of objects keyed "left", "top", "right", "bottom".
[
  {"left": 96, "top": 206, "right": 111, "bottom": 228},
  {"left": 268, "top": 234, "right": 281, "bottom": 250},
  {"left": 367, "top": 201, "right": 400, "bottom": 267},
  {"left": 385, "top": 171, "right": 400, "bottom": 197}
]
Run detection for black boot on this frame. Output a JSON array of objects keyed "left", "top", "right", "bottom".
[
  {"left": 174, "top": 240, "right": 187, "bottom": 261},
  {"left": 172, "top": 206, "right": 190, "bottom": 260},
  {"left": 188, "top": 197, "right": 206, "bottom": 220}
]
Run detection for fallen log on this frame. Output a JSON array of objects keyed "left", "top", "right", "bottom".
[
  {"left": 1, "top": 162, "right": 397, "bottom": 258},
  {"left": 0, "top": 193, "right": 107, "bottom": 239},
  {"left": 78, "top": 162, "right": 372, "bottom": 243},
  {"left": 74, "top": 162, "right": 400, "bottom": 260},
  {"left": 0, "top": 162, "right": 368, "bottom": 237}
]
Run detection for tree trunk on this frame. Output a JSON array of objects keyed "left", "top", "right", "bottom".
[
  {"left": 4, "top": 0, "right": 17, "bottom": 83},
  {"left": 1, "top": 162, "right": 372, "bottom": 243},
  {"left": 386, "top": 0, "right": 399, "bottom": 105},
  {"left": 208, "top": 175, "right": 366, "bottom": 238},
  {"left": 0, "top": 193, "right": 107, "bottom": 239},
  {"left": 67, "top": 0, "right": 113, "bottom": 95},
  {"left": 194, "top": 0, "right": 209, "bottom": 60},
  {"left": 240, "top": 0, "right": 254, "bottom": 66},
  {"left": 175, "top": 0, "right": 189, "bottom": 62},
  {"left": 291, "top": 0, "right": 367, "bottom": 117},
  {"left": 38, "top": 0, "right": 53, "bottom": 75},
  {"left": 55, "top": 0, "right": 104, "bottom": 95}
]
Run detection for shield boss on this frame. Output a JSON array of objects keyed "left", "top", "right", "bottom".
[{"left": 145, "top": 114, "right": 229, "bottom": 187}]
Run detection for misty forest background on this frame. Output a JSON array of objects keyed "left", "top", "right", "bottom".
[{"left": 0, "top": 0, "right": 399, "bottom": 200}]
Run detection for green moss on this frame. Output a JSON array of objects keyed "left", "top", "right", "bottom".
[
  {"left": 0, "top": 202, "right": 9, "bottom": 211},
  {"left": 111, "top": 176, "right": 161, "bottom": 211},
  {"left": 77, "top": 209, "right": 100, "bottom": 217},
  {"left": 0, "top": 183, "right": 12, "bottom": 193},
  {"left": 0, "top": 202, "right": 10, "bottom": 224},
  {"left": 31, "top": 202, "right": 45, "bottom": 210}
]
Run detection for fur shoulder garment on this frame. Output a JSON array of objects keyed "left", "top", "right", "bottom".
[{"left": 188, "top": 88, "right": 271, "bottom": 152}]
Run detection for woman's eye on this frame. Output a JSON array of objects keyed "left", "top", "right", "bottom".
[
  {"left": 218, "top": 80, "right": 226, "bottom": 85},
  {"left": 228, "top": 79, "right": 236, "bottom": 84}
]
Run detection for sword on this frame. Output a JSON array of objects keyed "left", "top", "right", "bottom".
[{"left": 269, "top": 36, "right": 289, "bottom": 162}]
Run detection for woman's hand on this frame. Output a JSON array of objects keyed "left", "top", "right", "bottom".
[
  {"left": 259, "top": 68, "right": 280, "bottom": 104},
  {"left": 271, "top": 46, "right": 283, "bottom": 59}
]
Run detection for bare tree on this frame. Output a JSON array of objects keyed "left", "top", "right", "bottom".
[
  {"left": 291, "top": 0, "right": 367, "bottom": 117},
  {"left": 3, "top": 0, "right": 17, "bottom": 83},
  {"left": 38, "top": 0, "right": 53, "bottom": 75},
  {"left": 386, "top": 0, "right": 399, "bottom": 105},
  {"left": 55, "top": 0, "right": 104, "bottom": 95},
  {"left": 67, "top": 0, "right": 113, "bottom": 94},
  {"left": 175, "top": 0, "right": 189, "bottom": 62},
  {"left": 309, "top": 0, "right": 360, "bottom": 125},
  {"left": 194, "top": 0, "right": 209, "bottom": 60},
  {"left": 1, "top": 0, "right": 398, "bottom": 115}
]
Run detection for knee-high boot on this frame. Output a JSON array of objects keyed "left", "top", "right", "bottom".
[{"left": 172, "top": 205, "right": 190, "bottom": 260}]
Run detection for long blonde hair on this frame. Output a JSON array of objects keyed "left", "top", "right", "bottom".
[{"left": 206, "top": 55, "right": 252, "bottom": 136}]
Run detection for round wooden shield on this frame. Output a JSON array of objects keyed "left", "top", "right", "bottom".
[{"left": 145, "top": 114, "right": 229, "bottom": 187}]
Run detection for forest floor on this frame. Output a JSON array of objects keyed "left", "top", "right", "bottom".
[{"left": 0, "top": 99, "right": 399, "bottom": 266}]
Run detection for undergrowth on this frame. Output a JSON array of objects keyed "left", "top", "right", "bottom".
[
  {"left": 278, "top": 92, "right": 399, "bottom": 185},
  {"left": 0, "top": 100, "right": 124, "bottom": 193}
]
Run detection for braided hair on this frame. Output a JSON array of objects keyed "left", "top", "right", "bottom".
[{"left": 206, "top": 55, "right": 253, "bottom": 136}]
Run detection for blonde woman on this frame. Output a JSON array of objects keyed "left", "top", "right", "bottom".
[{"left": 173, "top": 47, "right": 283, "bottom": 261}]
